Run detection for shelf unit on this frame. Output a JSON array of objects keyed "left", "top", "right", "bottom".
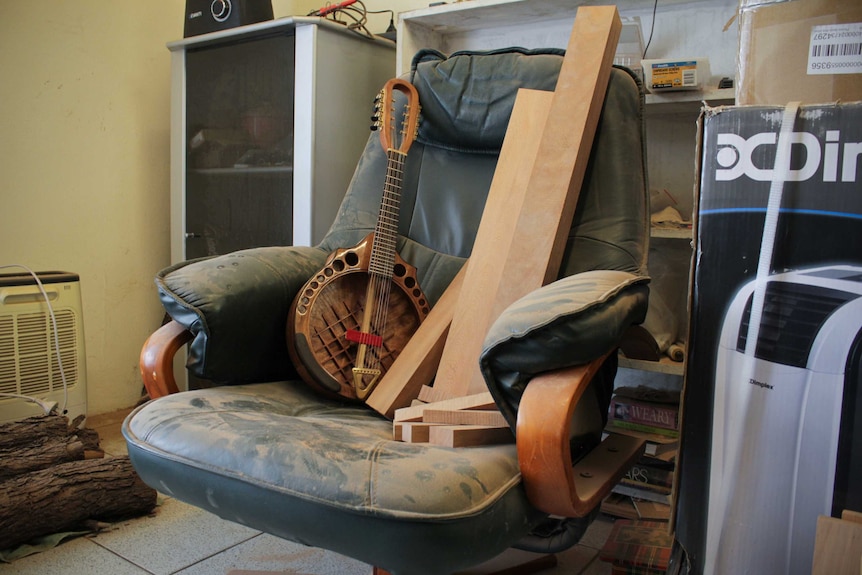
[
  {"left": 397, "top": 0, "right": 736, "bottom": 380},
  {"left": 167, "top": 17, "right": 395, "bottom": 263}
]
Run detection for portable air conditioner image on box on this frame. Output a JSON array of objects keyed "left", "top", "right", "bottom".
[
  {"left": 705, "top": 264, "right": 862, "bottom": 575},
  {"left": 0, "top": 271, "right": 87, "bottom": 424}
]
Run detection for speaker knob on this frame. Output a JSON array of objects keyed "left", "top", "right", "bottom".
[{"left": 211, "top": 0, "right": 231, "bottom": 22}]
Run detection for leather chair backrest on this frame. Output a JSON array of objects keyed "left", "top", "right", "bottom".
[{"left": 318, "top": 48, "right": 648, "bottom": 305}]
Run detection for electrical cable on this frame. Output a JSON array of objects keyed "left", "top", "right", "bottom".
[
  {"left": 0, "top": 264, "right": 69, "bottom": 416},
  {"left": 642, "top": 0, "right": 659, "bottom": 59},
  {"left": 308, "top": 1, "right": 394, "bottom": 41}
]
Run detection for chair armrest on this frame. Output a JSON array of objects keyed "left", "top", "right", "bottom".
[
  {"left": 139, "top": 320, "right": 193, "bottom": 399},
  {"left": 517, "top": 357, "right": 645, "bottom": 517},
  {"left": 481, "top": 270, "right": 650, "bottom": 426},
  {"left": 156, "top": 245, "right": 328, "bottom": 383}
]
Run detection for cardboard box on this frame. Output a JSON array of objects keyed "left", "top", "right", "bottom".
[
  {"left": 737, "top": 0, "right": 862, "bottom": 105},
  {"left": 676, "top": 102, "right": 862, "bottom": 574}
]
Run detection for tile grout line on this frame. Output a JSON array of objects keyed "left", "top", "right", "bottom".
[
  {"left": 87, "top": 536, "right": 158, "bottom": 575},
  {"left": 166, "top": 532, "right": 264, "bottom": 575}
]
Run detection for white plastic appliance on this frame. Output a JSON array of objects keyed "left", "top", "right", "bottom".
[
  {"left": 0, "top": 271, "right": 88, "bottom": 423},
  {"left": 705, "top": 264, "right": 862, "bottom": 574}
]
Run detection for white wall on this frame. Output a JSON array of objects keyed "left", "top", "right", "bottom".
[
  {"left": 0, "top": 1, "right": 421, "bottom": 416},
  {"left": 0, "top": 2, "right": 184, "bottom": 415}
]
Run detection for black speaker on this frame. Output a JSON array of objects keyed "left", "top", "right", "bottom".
[{"left": 184, "top": 0, "right": 273, "bottom": 38}]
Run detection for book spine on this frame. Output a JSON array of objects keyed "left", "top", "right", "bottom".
[
  {"left": 610, "top": 397, "right": 679, "bottom": 431},
  {"left": 624, "top": 463, "right": 674, "bottom": 489},
  {"left": 612, "top": 483, "right": 672, "bottom": 505}
]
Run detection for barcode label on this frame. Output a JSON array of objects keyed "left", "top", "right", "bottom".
[
  {"left": 811, "top": 42, "right": 862, "bottom": 58},
  {"left": 808, "top": 22, "right": 862, "bottom": 75},
  {"left": 682, "top": 69, "right": 697, "bottom": 87}
]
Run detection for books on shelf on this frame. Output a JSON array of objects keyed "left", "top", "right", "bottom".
[
  {"left": 599, "top": 520, "right": 674, "bottom": 574},
  {"left": 606, "top": 385, "right": 681, "bottom": 458},
  {"left": 601, "top": 493, "right": 671, "bottom": 521},
  {"left": 602, "top": 386, "right": 681, "bottom": 520},
  {"left": 610, "top": 392, "right": 679, "bottom": 432}
]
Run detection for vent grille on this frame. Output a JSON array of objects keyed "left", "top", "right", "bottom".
[
  {"left": 737, "top": 281, "right": 857, "bottom": 368},
  {"left": 0, "top": 309, "right": 79, "bottom": 396}
]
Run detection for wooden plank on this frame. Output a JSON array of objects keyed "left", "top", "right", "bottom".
[
  {"left": 428, "top": 424, "right": 514, "bottom": 448},
  {"left": 812, "top": 515, "right": 862, "bottom": 575},
  {"left": 422, "top": 88, "right": 553, "bottom": 404},
  {"left": 425, "top": 6, "right": 622, "bottom": 401},
  {"left": 843, "top": 509, "right": 862, "bottom": 525},
  {"left": 393, "top": 391, "right": 496, "bottom": 422},
  {"left": 365, "top": 265, "right": 465, "bottom": 419},
  {"left": 422, "top": 409, "right": 508, "bottom": 427},
  {"left": 393, "top": 422, "right": 442, "bottom": 443},
  {"left": 417, "top": 385, "right": 437, "bottom": 403}
]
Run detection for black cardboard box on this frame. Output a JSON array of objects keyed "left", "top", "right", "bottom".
[{"left": 676, "top": 102, "right": 862, "bottom": 574}]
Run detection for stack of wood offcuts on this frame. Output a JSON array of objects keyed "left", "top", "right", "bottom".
[
  {"left": 392, "top": 391, "right": 511, "bottom": 448},
  {"left": 0, "top": 414, "right": 157, "bottom": 554}
]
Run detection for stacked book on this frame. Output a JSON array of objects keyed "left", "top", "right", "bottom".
[
  {"left": 599, "top": 519, "right": 674, "bottom": 574},
  {"left": 602, "top": 387, "right": 680, "bottom": 521}
]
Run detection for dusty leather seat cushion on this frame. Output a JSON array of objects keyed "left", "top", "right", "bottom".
[{"left": 125, "top": 381, "right": 527, "bottom": 521}]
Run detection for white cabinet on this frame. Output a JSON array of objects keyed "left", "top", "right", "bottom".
[
  {"left": 168, "top": 17, "right": 394, "bottom": 263},
  {"left": 397, "top": 0, "right": 736, "bottom": 380}
]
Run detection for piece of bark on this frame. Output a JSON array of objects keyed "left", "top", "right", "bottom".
[
  {"left": 0, "top": 415, "right": 102, "bottom": 480},
  {"left": 0, "top": 456, "right": 157, "bottom": 550}
]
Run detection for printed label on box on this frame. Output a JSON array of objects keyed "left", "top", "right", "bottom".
[
  {"left": 649, "top": 61, "right": 698, "bottom": 89},
  {"left": 807, "top": 22, "right": 862, "bottom": 75}
]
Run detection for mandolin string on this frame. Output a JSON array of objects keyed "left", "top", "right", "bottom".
[
  {"left": 373, "top": 150, "right": 403, "bottom": 373},
  {"left": 376, "top": 150, "right": 404, "bottom": 371}
]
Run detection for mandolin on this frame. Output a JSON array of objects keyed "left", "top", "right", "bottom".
[{"left": 287, "top": 78, "right": 428, "bottom": 401}]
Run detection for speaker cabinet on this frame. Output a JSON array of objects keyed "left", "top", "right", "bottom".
[{"left": 184, "top": 0, "right": 273, "bottom": 38}]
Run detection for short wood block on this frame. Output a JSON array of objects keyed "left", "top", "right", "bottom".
[
  {"left": 393, "top": 392, "right": 497, "bottom": 423},
  {"left": 428, "top": 424, "right": 514, "bottom": 448},
  {"left": 393, "top": 422, "right": 444, "bottom": 443},
  {"left": 422, "top": 409, "right": 508, "bottom": 427}
]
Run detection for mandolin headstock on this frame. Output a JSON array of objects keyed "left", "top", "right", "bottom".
[{"left": 371, "top": 78, "right": 420, "bottom": 155}]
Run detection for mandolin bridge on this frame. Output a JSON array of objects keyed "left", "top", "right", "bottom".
[{"left": 345, "top": 329, "right": 383, "bottom": 347}]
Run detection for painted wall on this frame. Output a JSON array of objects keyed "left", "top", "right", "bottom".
[
  {"left": 0, "top": 2, "right": 186, "bottom": 415},
  {"left": 0, "top": 1, "right": 424, "bottom": 416}
]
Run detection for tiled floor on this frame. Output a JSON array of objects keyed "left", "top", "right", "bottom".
[{"left": 0, "top": 408, "right": 617, "bottom": 575}]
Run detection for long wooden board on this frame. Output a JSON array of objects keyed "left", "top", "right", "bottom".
[{"left": 424, "top": 6, "right": 622, "bottom": 402}]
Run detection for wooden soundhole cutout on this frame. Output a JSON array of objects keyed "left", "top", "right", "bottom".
[{"left": 290, "top": 238, "right": 429, "bottom": 401}]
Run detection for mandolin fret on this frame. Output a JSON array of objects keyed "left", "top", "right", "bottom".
[{"left": 368, "top": 149, "right": 407, "bottom": 280}]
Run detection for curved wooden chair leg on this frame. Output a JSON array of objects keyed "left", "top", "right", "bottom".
[
  {"left": 139, "top": 319, "right": 192, "bottom": 399},
  {"left": 517, "top": 354, "right": 645, "bottom": 517}
]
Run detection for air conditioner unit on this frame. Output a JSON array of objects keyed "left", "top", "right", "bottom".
[
  {"left": 706, "top": 264, "right": 862, "bottom": 575},
  {"left": 0, "top": 271, "right": 88, "bottom": 424}
]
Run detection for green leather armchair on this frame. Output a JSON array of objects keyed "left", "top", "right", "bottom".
[{"left": 124, "top": 47, "right": 650, "bottom": 575}]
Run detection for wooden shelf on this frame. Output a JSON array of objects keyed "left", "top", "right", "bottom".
[
  {"left": 400, "top": 0, "right": 705, "bottom": 33},
  {"left": 645, "top": 87, "right": 734, "bottom": 106},
  {"left": 651, "top": 226, "right": 692, "bottom": 239},
  {"left": 619, "top": 355, "right": 685, "bottom": 376}
]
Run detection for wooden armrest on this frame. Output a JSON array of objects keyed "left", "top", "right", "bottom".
[
  {"left": 139, "top": 320, "right": 193, "bottom": 399},
  {"left": 517, "top": 354, "right": 645, "bottom": 517}
]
